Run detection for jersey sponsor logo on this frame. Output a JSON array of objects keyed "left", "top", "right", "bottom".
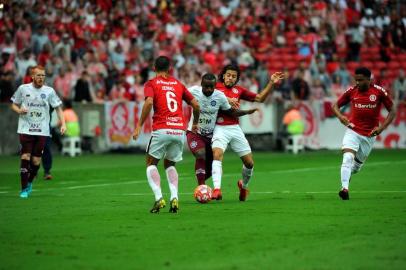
[
  {"left": 156, "top": 80, "right": 178, "bottom": 85},
  {"left": 369, "top": 94, "right": 377, "bottom": 101},
  {"left": 162, "top": 86, "right": 175, "bottom": 91},
  {"left": 232, "top": 88, "right": 238, "bottom": 94},
  {"left": 355, "top": 103, "right": 377, "bottom": 109},
  {"left": 190, "top": 141, "right": 197, "bottom": 148},
  {"left": 40, "top": 93, "right": 46, "bottom": 99},
  {"left": 166, "top": 122, "right": 183, "bottom": 126},
  {"left": 167, "top": 116, "right": 182, "bottom": 122},
  {"left": 199, "top": 118, "right": 212, "bottom": 124},
  {"left": 165, "top": 130, "right": 183, "bottom": 135},
  {"left": 210, "top": 100, "right": 217, "bottom": 106},
  {"left": 28, "top": 102, "right": 46, "bottom": 108}
]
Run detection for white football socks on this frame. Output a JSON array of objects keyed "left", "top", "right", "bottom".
[
  {"left": 165, "top": 166, "right": 179, "bottom": 200},
  {"left": 242, "top": 165, "right": 253, "bottom": 188},
  {"left": 341, "top": 152, "right": 354, "bottom": 190},
  {"left": 212, "top": 160, "right": 222, "bottom": 189},
  {"left": 146, "top": 165, "right": 163, "bottom": 201}
]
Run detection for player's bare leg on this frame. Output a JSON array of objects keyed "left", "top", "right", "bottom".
[
  {"left": 164, "top": 159, "right": 179, "bottom": 213},
  {"left": 211, "top": 147, "right": 224, "bottom": 200},
  {"left": 146, "top": 155, "right": 165, "bottom": 213},
  {"left": 19, "top": 153, "right": 31, "bottom": 198},
  {"left": 239, "top": 153, "right": 253, "bottom": 201},
  {"left": 339, "top": 149, "right": 355, "bottom": 200}
]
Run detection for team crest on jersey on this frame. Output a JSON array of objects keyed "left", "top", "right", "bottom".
[
  {"left": 369, "top": 94, "right": 376, "bottom": 101},
  {"left": 40, "top": 94, "right": 46, "bottom": 99},
  {"left": 232, "top": 88, "right": 238, "bottom": 94},
  {"left": 190, "top": 141, "right": 197, "bottom": 149},
  {"left": 211, "top": 100, "right": 217, "bottom": 106}
]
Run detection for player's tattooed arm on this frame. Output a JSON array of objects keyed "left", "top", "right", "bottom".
[
  {"left": 133, "top": 97, "right": 153, "bottom": 140},
  {"left": 221, "top": 108, "right": 258, "bottom": 117},
  {"left": 11, "top": 103, "right": 28, "bottom": 115},
  {"left": 369, "top": 104, "right": 396, "bottom": 137}
]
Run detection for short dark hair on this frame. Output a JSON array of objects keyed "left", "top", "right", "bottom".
[
  {"left": 202, "top": 73, "right": 216, "bottom": 82},
  {"left": 218, "top": 64, "right": 240, "bottom": 83},
  {"left": 355, "top": 67, "right": 371, "bottom": 79},
  {"left": 154, "top": 56, "right": 171, "bottom": 72}
]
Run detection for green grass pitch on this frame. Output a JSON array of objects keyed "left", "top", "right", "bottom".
[{"left": 1, "top": 150, "right": 405, "bottom": 270}]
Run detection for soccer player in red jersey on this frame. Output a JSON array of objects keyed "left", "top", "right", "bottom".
[
  {"left": 132, "top": 56, "right": 200, "bottom": 213},
  {"left": 211, "top": 64, "right": 284, "bottom": 201},
  {"left": 332, "top": 67, "right": 396, "bottom": 200},
  {"left": 11, "top": 66, "right": 66, "bottom": 198}
]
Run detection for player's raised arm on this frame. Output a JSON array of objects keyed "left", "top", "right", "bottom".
[
  {"left": 133, "top": 96, "right": 153, "bottom": 140},
  {"left": 254, "top": 71, "right": 284, "bottom": 103}
]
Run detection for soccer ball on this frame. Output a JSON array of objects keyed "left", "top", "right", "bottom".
[{"left": 193, "top": 185, "right": 212, "bottom": 204}]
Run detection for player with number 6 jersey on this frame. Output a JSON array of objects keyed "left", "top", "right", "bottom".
[{"left": 132, "top": 56, "right": 200, "bottom": 213}]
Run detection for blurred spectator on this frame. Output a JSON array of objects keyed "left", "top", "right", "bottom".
[
  {"left": 54, "top": 33, "right": 74, "bottom": 62},
  {"left": 375, "top": 68, "right": 392, "bottom": 95},
  {"left": 346, "top": 22, "right": 364, "bottom": 61},
  {"left": 15, "top": 49, "right": 37, "bottom": 81},
  {"left": 332, "top": 61, "right": 351, "bottom": 88},
  {"left": 0, "top": 70, "right": 15, "bottom": 102},
  {"left": 393, "top": 69, "right": 406, "bottom": 105},
  {"left": 282, "top": 103, "right": 305, "bottom": 136},
  {"left": 73, "top": 71, "right": 94, "bottom": 103},
  {"left": 62, "top": 100, "right": 80, "bottom": 137},
  {"left": 291, "top": 70, "right": 310, "bottom": 101}
]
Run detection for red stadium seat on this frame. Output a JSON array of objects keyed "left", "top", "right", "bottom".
[
  {"left": 347, "top": 61, "right": 359, "bottom": 70},
  {"left": 374, "top": 61, "right": 387, "bottom": 70},
  {"left": 387, "top": 61, "right": 401, "bottom": 69}
]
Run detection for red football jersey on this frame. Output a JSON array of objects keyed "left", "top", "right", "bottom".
[
  {"left": 337, "top": 84, "right": 393, "bottom": 136},
  {"left": 144, "top": 75, "right": 194, "bottom": 131},
  {"left": 215, "top": 82, "right": 257, "bottom": 125}
]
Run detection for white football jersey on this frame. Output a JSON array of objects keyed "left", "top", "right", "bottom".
[
  {"left": 11, "top": 83, "right": 62, "bottom": 136},
  {"left": 188, "top": 86, "right": 231, "bottom": 136}
]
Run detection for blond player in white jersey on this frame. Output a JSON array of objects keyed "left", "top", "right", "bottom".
[
  {"left": 186, "top": 73, "right": 258, "bottom": 187},
  {"left": 11, "top": 65, "right": 66, "bottom": 198}
]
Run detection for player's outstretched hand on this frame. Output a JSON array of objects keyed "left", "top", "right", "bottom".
[
  {"left": 270, "top": 72, "right": 284, "bottom": 84},
  {"left": 60, "top": 124, "right": 66, "bottom": 135},
  {"left": 132, "top": 126, "right": 141, "bottom": 140},
  {"left": 248, "top": 108, "right": 259, "bottom": 114},
  {"left": 369, "top": 127, "right": 382, "bottom": 137}
]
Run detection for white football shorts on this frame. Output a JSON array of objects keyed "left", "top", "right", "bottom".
[
  {"left": 211, "top": 124, "right": 251, "bottom": 157},
  {"left": 147, "top": 129, "right": 186, "bottom": 162},
  {"left": 342, "top": 128, "right": 375, "bottom": 162}
]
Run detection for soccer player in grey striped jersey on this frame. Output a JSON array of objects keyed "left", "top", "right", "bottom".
[
  {"left": 11, "top": 65, "right": 66, "bottom": 198},
  {"left": 186, "top": 73, "right": 258, "bottom": 186}
]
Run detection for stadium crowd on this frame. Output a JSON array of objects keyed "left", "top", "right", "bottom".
[{"left": 0, "top": 0, "right": 406, "bottom": 105}]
